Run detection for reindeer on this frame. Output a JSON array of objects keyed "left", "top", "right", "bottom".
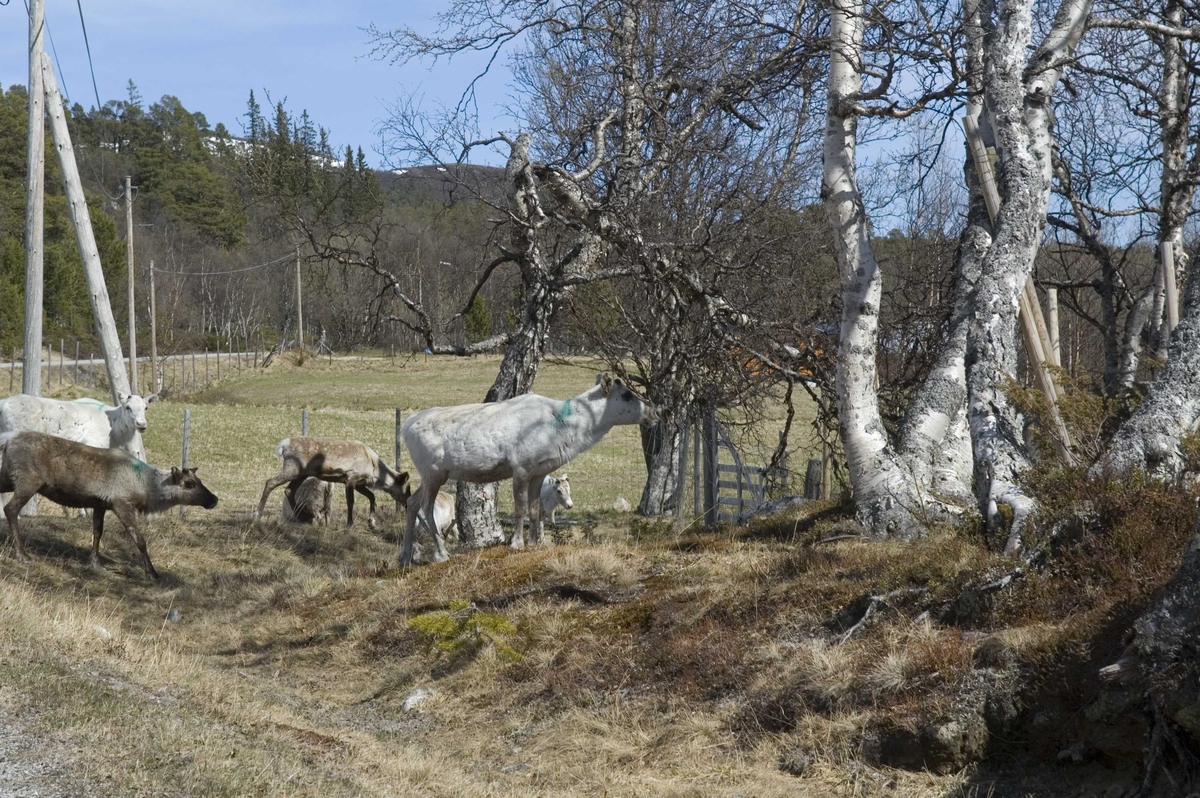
[
  {"left": 401, "top": 373, "right": 652, "bottom": 564},
  {"left": 255, "top": 437, "right": 409, "bottom": 529},
  {"left": 0, "top": 431, "right": 218, "bottom": 578}
]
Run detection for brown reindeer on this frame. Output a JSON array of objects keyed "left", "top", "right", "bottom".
[
  {"left": 255, "top": 437, "right": 410, "bottom": 529},
  {"left": 0, "top": 431, "right": 219, "bottom": 578}
]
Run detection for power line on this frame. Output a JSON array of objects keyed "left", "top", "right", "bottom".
[
  {"left": 74, "top": 0, "right": 101, "bottom": 111},
  {"left": 150, "top": 252, "right": 295, "bottom": 277}
]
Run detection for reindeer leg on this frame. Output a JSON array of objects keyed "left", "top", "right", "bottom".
[
  {"left": 3, "top": 483, "right": 37, "bottom": 562},
  {"left": 420, "top": 478, "right": 447, "bottom": 562},
  {"left": 527, "top": 475, "right": 546, "bottom": 546},
  {"left": 356, "top": 486, "right": 378, "bottom": 530},
  {"left": 256, "top": 473, "right": 292, "bottom": 524},
  {"left": 113, "top": 500, "right": 157, "bottom": 579},
  {"left": 401, "top": 482, "right": 426, "bottom": 566},
  {"left": 510, "top": 473, "right": 530, "bottom": 550},
  {"left": 90, "top": 507, "right": 107, "bottom": 571},
  {"left": 345, "top": 484, "right": 356, "bottom": 528}
]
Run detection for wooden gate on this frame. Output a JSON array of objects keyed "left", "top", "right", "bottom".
[{"left": 698, "top": 409, "right": 780, "bottom": 524}]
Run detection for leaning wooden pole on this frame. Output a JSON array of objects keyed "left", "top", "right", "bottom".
[
  {"left": 125, "top": 175, "right": 138, "bottom": 392},
  {"left": 964, "top": 113, "right": 1074, "bottom": 465},
  {"left": 41, "top": 54, "right": 141, "bottom": 458},
  {"left": 23, "top": 0, "right": 45, "bottom": 396},
  {"left": 1046, "top": 287, "right": 1061, "bottom": 369}
]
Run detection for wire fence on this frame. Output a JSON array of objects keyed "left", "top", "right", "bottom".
[{"left": 2, "top": 337, "right": 273, "bottom": 398}]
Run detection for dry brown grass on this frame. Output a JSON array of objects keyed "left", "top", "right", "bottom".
[{"left": 0, "top": 363, "right": 1186, "bottom": 796}]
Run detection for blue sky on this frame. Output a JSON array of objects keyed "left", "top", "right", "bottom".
[{"left": 0, "top": 0, "right": 513, "bottom": 166}]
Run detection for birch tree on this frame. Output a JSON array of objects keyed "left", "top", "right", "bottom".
[{"left": 374, "top": 0, "right": 824, "bottom": 522}]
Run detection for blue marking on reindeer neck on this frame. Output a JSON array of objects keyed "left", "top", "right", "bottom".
[
  {"left": 130, "top": 459, "right": 150, "bottom": 473},
  {"left": 554, "top": 401, "right": 574, "bottom": 428}
]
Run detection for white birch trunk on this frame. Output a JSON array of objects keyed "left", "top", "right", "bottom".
[
  {"left": 823, "top": 0, "right": 925, "bottom": 538},
  {"left": 964, "top": 0, "right": 1089, "bottom": 554},
  {"left": 1099, "top": 0, "right": 1200, "bottom": 476}
]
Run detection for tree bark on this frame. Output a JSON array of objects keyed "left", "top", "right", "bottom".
[
  {"left": 455, "top": 133, "right": 565, "bottom": 546},
  {"left": 823, "top": 0, "right": 926, "bottom": 538},
  {"left": 964, "top": 0, "right": 1089, "bottom": 555},
  {"left": 638, "top": 415, "right": 684, "bottom": 516}
]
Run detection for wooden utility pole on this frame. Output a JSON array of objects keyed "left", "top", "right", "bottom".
[
  {"left": 23, "top": 0, "right": 45, "bottom": 396},
  {"left": 1046, "top": 287, "right": 1061, "bottom": 368},
  {"left": 149, "top": 259, "right": 159, "bottom": 391},
  {"left": 124, "top": 175, "right": 138, "bottom": 392},
  {"left": 295, "top": 245, "right": 304, "bottom": 352},
  {"left": 42, "top": 53, "right": 139, "bottom": 458},
  {"left": 964, "top": 113, "right": 1074, "bottom": 465}
]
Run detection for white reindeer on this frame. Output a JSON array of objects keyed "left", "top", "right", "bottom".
[
  {"left": 0, "top": 393, "right": 157, "bottom": 453},
  {"left": 541, "top": 474, "right": 574, "bottom": 525},
  {"left": 401, "top": 373, "right": 652, "bottom": 564},
  {"left": 0, "top": 393, "right": 157, "bottom": 514}
]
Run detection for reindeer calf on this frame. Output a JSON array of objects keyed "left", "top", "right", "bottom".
[{"left": 256, "top": 437, "right": 409, "bottom": 529}]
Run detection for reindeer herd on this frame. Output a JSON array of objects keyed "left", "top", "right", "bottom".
[{"left": 0, "top": 372, "right": 652, "bottom": 578}]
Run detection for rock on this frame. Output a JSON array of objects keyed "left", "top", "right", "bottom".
[
  {"left": 165, "top": 608, "right": 181, "bottom": 623},
  {"left": 778, "top": 748, "right": 811, "bottom": 777},
  {"left": 500, "top": 762, "right": 531, "bottom": 773},
  {"left": 752, "top": 495, "right": 807, "bottom": 519},
  {"left": 612, "top": 497, "right": 631, "bottom": 512},
  {"left": 401, "top": 687, "right": 436, "bottom": 712},
  {"left": 1134, "top": 527, "right": 1200, "bottom": 737},
  {"left": 875, "top": 712, "right": 988, "bottom": 775}
]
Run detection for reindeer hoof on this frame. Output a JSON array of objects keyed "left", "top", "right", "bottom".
[
  {"left": 509, "top": 537, "right": 525, "bottom": 550},
  {"left": 13, "top": 550, "right": 32, "bottom": 563},
  {"left": 89, "top": 557, "right": 107, "bottom": 573},
  {"left": 367, "top": 518, "right": 379, "bottom": 532}
]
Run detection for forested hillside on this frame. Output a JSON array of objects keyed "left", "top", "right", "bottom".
[{"left": 0, "top": 83, "right": 504, "bottom": 355}]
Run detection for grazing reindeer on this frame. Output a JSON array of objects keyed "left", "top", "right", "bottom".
[
  {"left": 401, "top": 373, "right": 653, "bottom": 564},
  {"left": 0, "top": 431, "right": 218, "bottom": 578},
  {"left": 256, "top": 437, "right": 409, "bottom": 529},
  {"left": 281, "top": 477, "right": 333, "bottom": 525},
  {"left": 541, "top": 474, "right": 574, "bottom": 525}
]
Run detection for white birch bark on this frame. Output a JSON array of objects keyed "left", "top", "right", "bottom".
[
  {"left": 964, "top": 0, "right": 1089, "bottom": 554},
  {"left": 1099, "top": 1, "right": 1200, "bottom": 477},
  {"left": 823, "top": 0, "right": 926, "bottom": 538}
]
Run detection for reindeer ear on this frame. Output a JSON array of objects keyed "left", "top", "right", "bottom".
[
  {"left": 560, "top": 474, "right": 568, "bottom": 482},
  {"left": 170, "top": 466, "right": 181, "bottom": 480},
  {"left": 146, "top": 394, "right": 159, "bottom": 405},
  {"left": 598, "top": 372, "right": 614, "bottom": 396},
  {"left": 187, "top": 467, "right": 198, "bottom": 475}
]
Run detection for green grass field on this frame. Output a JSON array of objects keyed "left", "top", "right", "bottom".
[{"left": 135, "top": 353, "right": 820, "bottom": 517}]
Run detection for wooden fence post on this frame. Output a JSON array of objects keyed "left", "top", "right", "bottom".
[
  {"left": 702, "top": 408, "right": 718, "bottom": 525},
  {"left": 8, "top": 348, "right": 14, "bottom": 393},
  {"left": 693, "top": 418, "right": 701, "bottom": 518},
  {"left": 804, "top": 458, "right": 824, "bottom": 500},
  {"left": 180, "top": 408, "right": 191, "bottom": 519},
  {"left": 302, "top": 408, "right": 309, "bottom": 436},
  {"left": 1046, "top": 287, "right": 1061, "bottom": 368}
]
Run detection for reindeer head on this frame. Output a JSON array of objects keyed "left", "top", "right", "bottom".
[
  {"left": 552, "top": 474, "right": 574, "bottom": 510},
  {"left": 596, "top": 373, "right": 656, "bottom": 426},
  {"left": 118, "top": 393, "right": 158, "bottom": 432},
  {"left": 167, "top": 466, "right": 219, "bottom": 509}
]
